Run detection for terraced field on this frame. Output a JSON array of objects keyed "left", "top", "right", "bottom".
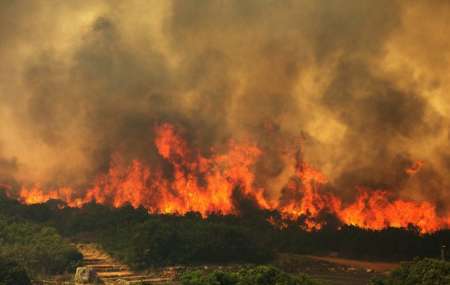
[{"left": 76, "top": 243, "right": 175, "bottom": 284}]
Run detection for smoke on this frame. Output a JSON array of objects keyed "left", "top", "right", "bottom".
[{"left": 0, "top": 0, "right": 449, "bottom": 211}]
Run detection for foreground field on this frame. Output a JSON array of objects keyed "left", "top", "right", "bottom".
[
  {"left": 37, "top": 244, "right": 387, "bottom": 284},
  {"left": 7, "top": 241, "right": 449, "bottom": 285},
  {"left": 56, "top": 246, "right": 397, "bottom": 285}
]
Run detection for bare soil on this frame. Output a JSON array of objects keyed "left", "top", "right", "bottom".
[{"left": 275, "top": 253, "right": 400, "bottom": 285}]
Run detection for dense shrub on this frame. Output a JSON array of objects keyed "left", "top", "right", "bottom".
[
  {"left": 0, "top": 215, "right": 82, "bottom": 277},
  {"left": 0, "top": 257, "right": 31, "bottom": 285},
  {"left": 370, "top": 258, "right": 450, "bottom": 285},
  {"left": 181, "top": 265, "right": 321, "bottom": 285},
  {"left": 98, "top": 217, "right": 273, "bottom": 268}
]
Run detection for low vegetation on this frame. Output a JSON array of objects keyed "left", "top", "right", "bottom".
[
  {"left": 0, "top": 214, "right": 82, "bottom": 279},
  {"left": 370, "top": 258, "right": 450, "bottom": 285},
  {"left": 181, "top": 265, "right": 322, "bottom": 285}
]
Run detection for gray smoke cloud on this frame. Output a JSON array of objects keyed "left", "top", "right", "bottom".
[{"left": 0, "top": 0, "right": 449, "bottom": 211}]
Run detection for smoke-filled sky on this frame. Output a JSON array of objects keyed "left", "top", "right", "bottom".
[{"left": 0, "top": 0, "right": 449, "bottom": 211}]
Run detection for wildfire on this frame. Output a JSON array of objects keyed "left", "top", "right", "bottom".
[{"left": 4, "top": 123, "right": 449, "bottom": 233}]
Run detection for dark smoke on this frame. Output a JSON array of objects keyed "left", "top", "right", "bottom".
[{"left": 0, "top": 0, "right": 449, "bottom": 211}]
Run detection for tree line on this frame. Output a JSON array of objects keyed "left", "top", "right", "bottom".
[{"left": 1, "top": 191, "right": 448, "bottom": 268}]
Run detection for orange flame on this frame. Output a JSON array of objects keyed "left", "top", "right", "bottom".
[
  {"left": 6, "top": 123, "right": 450, "bottom": 233},
  {"left": 332, "top": 189, "right": 442, "bottom": 233}
]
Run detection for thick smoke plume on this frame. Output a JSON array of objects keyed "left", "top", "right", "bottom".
[{"left": 0, "top": 0, "right": 449, "bottom": 213}]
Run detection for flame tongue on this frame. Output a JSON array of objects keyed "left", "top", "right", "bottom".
[
  {"left": 333, "top": 189, "right": 443, "bottom": 233},
  {"left": 8, "top": 123, "right": 450, "bottom": 233}
]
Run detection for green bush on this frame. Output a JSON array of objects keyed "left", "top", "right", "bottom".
[
  {"left": 181, "top": 266, "right": 321, "bottom": 285},
  {"left": 236, "top": 266, "right": 320, "bottom": 285},
  {"left": 98, "top": 218, "right": 272, "bottom": 268},
  {"left": 370, "top": 258, "right": 450, "bottom": 285},
  {"left": 181, "top": 270, "right": 237, "bottom": 285},
  {"left": 0, "top": 257, "right": 31, "bottom": 285},
  {"left": 0, "top": 215, "right": 82, "bottom": 277}
]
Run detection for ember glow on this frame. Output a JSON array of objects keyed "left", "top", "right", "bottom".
[{"left": 7, "top": 123, "right": 449, "bottom": 233}]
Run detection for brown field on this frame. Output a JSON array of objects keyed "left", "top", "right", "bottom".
[{"left": 275, "top": 253, "right": 400, "bottom": 285}]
